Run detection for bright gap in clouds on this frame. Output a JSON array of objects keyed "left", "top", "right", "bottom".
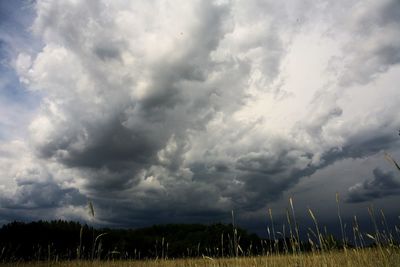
[{"left": 0, "top": 0, "right": 399, "bottom": 234}]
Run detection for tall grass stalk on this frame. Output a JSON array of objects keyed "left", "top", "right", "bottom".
[
  {"left": 266, "top": 226, "right": 272, "bottom": 255},
  {"left": 353, "top": 215, "right": 365, "bottom": 248},
  {"left": 286, "top": 209, "right": 297, "bottom": 254},
  {"left": 231, "top": 210, "right": 238, "bottom": 257},
  {"left": 308, "top": 208, "right": 324, "bottom": 252},
  {"left": 289, "top": 197, "right": 300, "bottom": 253},
  {"left": 380, "top": 209, "right": 393, "bottom": 246},
  {"left": 268, "top": 208, "right": 277, "bottom": 253},
  {"left": 87, "top": 200, "right": 107, "bottom": 260},
  {"left": 368, "top": 205, "right": 381, "bottom": 246},
  {"left": 88, "top": 200, "right": 96, "bottom": 260},
  {"left": 77, "top": 226, "right": 83, "bottom": 259},
  {"left": 384, "top": 152, "right": 400, "bottom": 171},
  {"left": 336, "top": 192, "right": 346, "bottom": 249}
]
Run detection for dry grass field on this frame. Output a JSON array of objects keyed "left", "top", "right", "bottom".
[{"left": 2, "top": 248, "right": 400, "bottom": 267}]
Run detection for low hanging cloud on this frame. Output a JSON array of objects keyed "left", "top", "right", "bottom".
[
  {"left": 346, "top": 168, "right": 400, "bottom": 203},
  {"left": 0, "top": 0, "right": 399, "bottom": 227}
]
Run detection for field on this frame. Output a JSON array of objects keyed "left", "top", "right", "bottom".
[{"left": 2, "top": 248, "right": 400, "bottom": 267}]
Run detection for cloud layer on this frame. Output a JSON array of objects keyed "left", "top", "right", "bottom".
[
  {"left": 347, "top": 168, "right": 400, "bottom": 203},
  {"left": 1, "top": 0, "right": 400, "bottom": 229}
]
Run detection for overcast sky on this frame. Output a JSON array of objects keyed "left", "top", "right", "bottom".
[{"left": 1, "top": 0, "right": 400, "bottom": 236}]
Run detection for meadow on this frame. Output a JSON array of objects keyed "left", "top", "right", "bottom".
[{"left": 2, "top": 248, "right": 400, "bottom": 267}]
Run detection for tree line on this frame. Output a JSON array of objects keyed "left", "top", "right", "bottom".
[{"left": 0, "top": 220, "right": 266, "bottom": 261}]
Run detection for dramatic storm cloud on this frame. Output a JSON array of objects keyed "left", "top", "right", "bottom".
[
  {"left": 1, "top": 0, "right": 400, "bottom": 232},
  {"left": 347, "top": 168, "right": 400, "bottom": 203}
]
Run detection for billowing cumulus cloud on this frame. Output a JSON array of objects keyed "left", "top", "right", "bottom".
[
  {"left": 347, "top": 168, "right": 400, "bottom": 203},
  {"left": 0, "top": 0, "right": 400, "bottom": 229}
]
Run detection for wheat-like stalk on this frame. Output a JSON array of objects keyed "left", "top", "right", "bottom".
[
  {"left": 308, "top": 208, "right": 324, "bottom": 252},
  {"left": 289, "top": 197, "right": 300, "bottom": 253},
  {"left": 384, "top": 152, "right": 400, "bottom": 171},
  {"left": 88, "top": 201, "right": 95, "bottom": 218},
  {"left": 336, "top": 192, "right": 346, "bottom": 249}
]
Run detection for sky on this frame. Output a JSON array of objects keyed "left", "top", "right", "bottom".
[{"left": 0, "top": 0, "right": 400, "bottom": 236}]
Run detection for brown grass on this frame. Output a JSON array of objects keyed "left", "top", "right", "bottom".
[{"left": 2, "top": 248, "right": 400, "bottom": 267}]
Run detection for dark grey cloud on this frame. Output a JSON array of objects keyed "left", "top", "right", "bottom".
[
  {"left": 1, "top": 179, "right": 85, "bottom": 210},
  {"left": 346, "top": 168, "right": 400, "bottom": 203},
  {"left": 0, "top": 162, "right": 86, "bottom": 224}
]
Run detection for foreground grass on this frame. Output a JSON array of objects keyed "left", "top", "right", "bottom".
[{"left": 3, "top": 248, "right": 400, "bottom": 267}]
